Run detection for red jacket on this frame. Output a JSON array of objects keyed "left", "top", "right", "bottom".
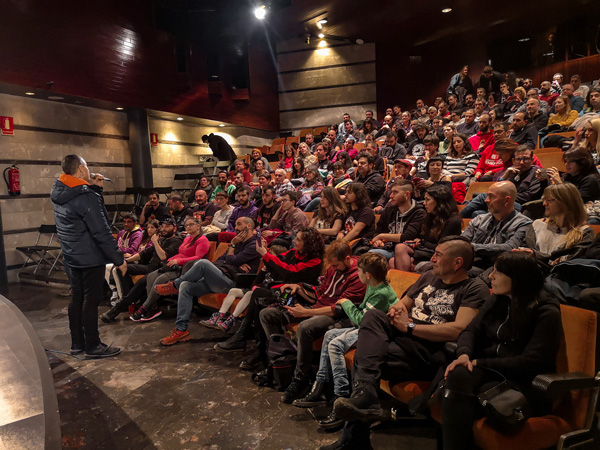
[
  {"left": 474, "top": 144, "right": 505, "bottom": 177},
  {"left": 469, "top": 130, "right": 495, "bottom": 153},
  {"left": 315, "top": 257, "right": 366, "bottom": 313}
]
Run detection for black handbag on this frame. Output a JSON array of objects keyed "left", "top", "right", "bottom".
[{"left": 477, "top": 369, "right": 531, "bottom": 432}]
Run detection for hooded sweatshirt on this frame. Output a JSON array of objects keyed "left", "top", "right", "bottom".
[
  {"left": 316, "top": 257, "right": 366, "bottom": 313},
  {"left": 376, "top": 200, "right": 427, "bottom": 246},
  {"left": 116, "top": 225, "right": 143, "bottom": 254},
  {"left": 51, "top": 174, "right": 123, "bottom": 269}
]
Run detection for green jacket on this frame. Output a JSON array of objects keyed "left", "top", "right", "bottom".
[{"left": 342, "top": 283, "right": 398, "bottom": 326}]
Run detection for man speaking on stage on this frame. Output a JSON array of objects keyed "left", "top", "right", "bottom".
[{"left": 51, "top": 154, "right": 126, "bottom": 359}]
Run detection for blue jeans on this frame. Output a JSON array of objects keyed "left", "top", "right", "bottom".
[
  {"left": 315, "top": 327, "right": 359, "bottom": 397},
  {"left": 369, "top": 248, "right": 395, "bottom": 260},
  {"left": 173, "top": 260, "right": 236, "bottom": 331},
  {"left": 303, "top": 197, "right": 321, "bottom": 212}
]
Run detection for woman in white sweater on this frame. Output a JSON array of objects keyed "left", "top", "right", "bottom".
[{"left": 203, "top": 191, "right": 233, "bottom": 234}]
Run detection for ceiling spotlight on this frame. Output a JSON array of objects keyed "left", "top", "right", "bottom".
[
  {"left": 317, "top": 19, "right": 328, "bottom": 25},
  {"left": 116, "top": 107, "right": 124, "bottom": 110},
  {"left": 254, "top": 5, "right": 267, "bottom": 20},
  {"left": 356, "top": 39, "right": 365, "bottom": 45},
  {"left": 176, "top": 117, "right": 184, "bottom": 121},
  {"left": 442, "top": 8, "right": 452, "bottom": 13},
  {"left": 318, "top": 33, "right": 325, "bottom": 39},
  {"left": 219, "top": 124, "right": 225, "bottom": 127},
  {"left": 25, "top": 92, "right": 35, "bottom": 96},
  {"left": 318, "top": 40, "right": 327, "bottom": 48},
  {"left": 518, "top": 37, "right": 531, "bottom": 42}
]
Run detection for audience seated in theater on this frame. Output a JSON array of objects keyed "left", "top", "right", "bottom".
[
  {"left": 326, "top": 162, "right": 353, "bottom": 194},
  {"left": 329, "top": 237, "right": 490, "bottom": 450},
  {"left": 298, "top": 142, "right": 318, "bottom": 170},
  {"left": 461, "top": 181, "right": 532, "bottom": 273},
  {"left": 439, "top": 123, "right": 456, "bottom": 155},
  {"left": 362, "top": 142, "right": 385, "bottom": 175},
  {"left": 211, "top": 170, "right": 236, "bottom": 201},
  {"left": 516, "top": 89, "right": 550, "bottom": 116},
  {"left": 392, "top": 184, "right": 461, "bottom": 271},
  {"left": 359, "top": 110, "right": 380, "bottom": 130},
  {"left": 129, "top": 217, "right": 210, "bottom": 322},
  {"left": 228, "top": 171, "right": 251, "bottom": 205},
  {"left": 444, "top": 133, "right": 479, "bottom": 184},
  {"left": 375, "top": 159, "right": 413, "bottom": 212},
  {"left": 249, "top": 148, "right": 271, "bottom": 174},
  {"left": 355, "top": 153, "right": 385, "bottom": 206},
  {"left": 203, "top": 192, "right": 232, "bottom": 234},
  {"left": 229, "top": 159, "right": 252, "bottom": 184},
  {"left": 343, "top": 137, "right": 360, "bottom": 161},
  {"left": 197, "top": 176, "right": 214, "bottom": 202},
  {"left": 358, "top": 119, "right": 377, "bottom": 143},
  {"left": 168, "top": 194, "right": 192, "bottom": 232},
  {"left": 411, "top": 135, "right": 442, "bottom": 179},
  {"left": 139, "top": 191, "right": 171, "bottom": 225},
  {"left": 191, "top": 189, "right": 218, "bottom": 227},
  {"left": 541, "top": 147, "right": 600, "bottom": 203},
  {"left": 253, "top": 186, "right": 280, "bottom": 230},
  {"left": 116, "top": 213, "right": 143, "bottom": 256},
  {"left": 250, "top": 160, "right": 270, "bottom": 185},
  {"left": 580, "top": 87, "right": 600, "bottom": 116},
  {"left": 446, "top": 93, "right": 462, "bottom": 114},
  {"left": 250, "top": 173, "right": 271, "bottom": 207},
  {"left": 369, "top": 180, "right": 427, "bottom": 264},
  {"left": 214, "top": 228, "right": 324, "bottom": 365},
  {"left": 473, "top": 131, "right": 514, "bottom": 182},
  {"left": 314, "top": 143, "right": 331, "bottom": 176},
  {"left": 374, "top": 115, "right": 395, "bottom": 139},
  {"left": 496, "top": 145, "right": 546, "bottom": 202},
  {"left": 516, "top": 183, "right": 593, "bottom": 273},
  {"left": 290, "top": 157, "right": 306, "bottom": 186},
  {"left": 397, "top": 111, "right": 412, "bottom": 136},
  {"left": 463, "top": 93, "right": 475, "bottom": 110},
  {"left": 309, "top": 187, "right": 347, "bottom": 243},
  {"left": 539, "top": 80, "right": 559, "bottom": 107},
  {"left": 547, "top": 95, "right": 579, "bottom": 129},
  {"left": 293, "top": 252, "right": 398, "bottom": 429},
  {"left": 271, "top": 168, "right": 295, "bottom": 198},
  {"left": 260, "top": 243, "right": 374, "bottom": 405},
  {"left": 570, "top": 74, "right": 589, "bottom": 99},
  {"left": 456, "top": 109, "right": 479, "bottom": 137},
  {"left": 222, "top": 187, "right": 257, "bottom": 237},
  {"left": 489, "top": 104, "right": 504, "bottom": 122},
  {"left": 277, "top": 145, "right": 296, "bottom": 172},
  {"left": 524, "top": 98, "right": 549, "bottom": 131},
  {"left": 263, "top": 191, "right": 308, "bottom": 248},
  {"left": 414, "top": 156, "right": 453, "bottom": 201},
  {"left": 407, "top": 122, "right": 429, "bottom": 158},
  {"left": 296, "top": 168, "right": 324, "bottom": 210},
  {"left": 101, "top": 218, "right": 183, "bottom": 323},
  {"left": 552, "top": 84, "right": 584, "bottom": 113},
  {"left": 431, "top": 116, "right": 445, "bottom": 141},
  {"left": 473, "top": 98, "right": 486, "bottom": 120},
  {"left": 337, "top": 120, "right": 361, "bottom": 144},
  {"left": 304, "top": 133, "right": 316, "bottom": 153},
  {"left": 441, "top": 251, "right": 560, "bottom": 450},
  {"left": 337, "top": 113, "right": 357, "bottom": 137},
  {"left": 508, "top": 112, "right": 538, "bottom": 149},
  {"left": 379, "top": 131, "right": 407, "bottom": 164},
  {"left": 133, "top": 219, "right": 158, "bottom": 255},
  {"left": 468, "top": 113, "right": 494, "bottom": 154},
  {"left": 338, "top": 183, "right": 376, "bottom": 243},
  {"left": 157, "top": 217, "right": 260, "bottom": 345}
]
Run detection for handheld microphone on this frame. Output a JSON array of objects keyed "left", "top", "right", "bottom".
[{"left": 91, "top": 173, "right": 113, "bottom": 182}]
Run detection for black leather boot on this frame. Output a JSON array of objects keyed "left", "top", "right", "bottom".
[
  {"left": 100, "top": 299, "right": 128, "bottom": 323},
  {"left": 293, "top": 380, "right": 331, "bottom": 408},
  {"left": 334, "top": 381, "right": 382, "bottom": 422}
]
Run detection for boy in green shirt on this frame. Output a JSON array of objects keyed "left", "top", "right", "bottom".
[{"left": 293, "top": 253, "right": 398, "bottom": 429}]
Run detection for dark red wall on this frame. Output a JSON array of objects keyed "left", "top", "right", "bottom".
[{"left": 0, "top": 0, "right": 279, "bottom": 131}]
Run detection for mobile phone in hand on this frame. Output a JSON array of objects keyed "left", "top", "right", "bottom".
[
  {"left": 538, "top": 168, "right": 549, "bottom": 181},
  {"left": 257, "top": 229, "right": 262, "bottom": 247},
  {"left": 412, "top": 177, "right": 422, "bottom": 184}
]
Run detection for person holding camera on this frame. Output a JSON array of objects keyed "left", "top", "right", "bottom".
[{"left": 293, "top": 253, "right": 399, "bottom": 430}]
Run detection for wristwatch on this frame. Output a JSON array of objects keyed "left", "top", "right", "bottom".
[
  {"left": 406, "top": 322, "right": 416, "bottom": 337},
  {"left": 230, "top": 243, "right": 236, "bottom": 249}
]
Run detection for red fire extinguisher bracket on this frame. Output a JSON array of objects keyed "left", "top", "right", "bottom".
[{"left": 3, "top": 165, "right": 21, "bottom": 196}]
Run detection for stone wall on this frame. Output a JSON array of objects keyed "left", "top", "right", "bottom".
[{"left": 277, "top": 39, "right": 377, "bottom": 133}]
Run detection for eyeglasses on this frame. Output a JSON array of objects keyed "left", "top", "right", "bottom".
[
  {"left": 493, "top": 130, "right": 505, "bottom": 135},
  {"left": 513, "top": 156, "right": 532, "bottom": 161}
]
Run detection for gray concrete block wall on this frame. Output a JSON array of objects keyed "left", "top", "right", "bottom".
[{"left": 276, "top": 39, "right": 377, "bottom": 133}]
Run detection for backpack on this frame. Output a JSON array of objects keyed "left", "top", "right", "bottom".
[{"left": 251, "top": 334, "right": 297, "bottom": 392}]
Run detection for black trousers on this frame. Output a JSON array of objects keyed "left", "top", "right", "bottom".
[
  {"left": 353, "top": 309, "right": 445, "bottom": 388},
  {"left": 114, "top": 263, "right": 150, "bottom": 297},
  {"left": 69, "top": 265, "right": 106, "bottom": 351}
]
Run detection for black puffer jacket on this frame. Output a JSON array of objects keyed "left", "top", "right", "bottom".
[{"left": 51, "top": 175, "right": 123, "bottom": 269}]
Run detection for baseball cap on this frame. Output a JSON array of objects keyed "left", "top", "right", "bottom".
[
  {"left": 394, "top": 159, "right": 413, "bottom": 169},
  {"left": 160, "top": 217, "right": 176, "bottom": 226}
]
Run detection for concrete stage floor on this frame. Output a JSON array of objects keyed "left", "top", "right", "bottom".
[{"left": 7, "top": 283, "right": 438, "bottom": 450}]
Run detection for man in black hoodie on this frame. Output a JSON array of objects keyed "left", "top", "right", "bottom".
[
  {"left": 51, "top": 155, "right": 125, "bottom": 359},
  {"left": 355, "top": 154, "right": 385, "bottom": 206},
  {"left": 202, "top": 133, "right": 237, "bottom": 162},
  {"left": 368, "top": 180, "right": 426, "bottom": 261}
]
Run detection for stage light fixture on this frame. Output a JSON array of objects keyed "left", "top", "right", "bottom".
[
  {"left": 177, "top": 117, "right": 184, "bottom": 121},
  {"left": 318, "top": 33, "right": 325, "bottom": 38},
  {"left": 442, "top": 8, "right": 452, "bottom": 13},
  {"left": 25, "top": 92, "right": 35, "bottom": 96},
  {"left": 219, "top": 124, "right": 225, "bottom": 127},
  {"left": 254, "top": 5, "right": 267, "bottom": 20}
]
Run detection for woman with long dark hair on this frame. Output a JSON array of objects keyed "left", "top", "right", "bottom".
[
  {"left": 442, "top": 252, "right": 561, "bottom": 450},
  {"left": 309, "top": 187, "right": 347, "bottom": 242},
  {"left": 391, "top": 184, "right": 461, "bottom": 271},
  {"left": 136, "top": 219, "right": 159, "bottom": 254},
  {"left": 444, "top": 133, "right": 479, "bottom": 184},
  {"left": 543, "top": 147, "right": 600, "bottom": 202},
  {"left": 296, "top": 168, "right": 324, "bottom": 210},
  {"left": 291, "top": 157, "right": 306, "bottom": 185},
  {"left": 337, "top": 182, "right": 376, "bottom": 242},
  {"left": 359, "top": 119, "right": 378, "bottom": 143},
  {"left": 277, "top": 145, "right": 296, "bottom": 172}
]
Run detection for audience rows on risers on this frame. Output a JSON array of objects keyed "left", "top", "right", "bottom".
[{"left": 88, "top": 66, "right": 600, "bottom": 450}]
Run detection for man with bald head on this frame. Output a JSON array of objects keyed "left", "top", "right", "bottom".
[
  {"left": 461, "top": 181, "right": 532, "bottom": 271},
  {"left": 330, "top": 236, "right": 490, "bottom": 447},
  {"left": 524, "top": 98, "right": 548, "bottom": 131},
  {"left": 516, "top": 90, "right": 549, "bottom": 116}
]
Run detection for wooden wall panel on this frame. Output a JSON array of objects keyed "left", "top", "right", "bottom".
[{"left": 0, "top": 0, "right": 279, "bottom": 131}]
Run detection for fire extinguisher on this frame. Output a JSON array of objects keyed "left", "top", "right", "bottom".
[{"left": 3, "top": 165, "right": 20, "bottom": 196}]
